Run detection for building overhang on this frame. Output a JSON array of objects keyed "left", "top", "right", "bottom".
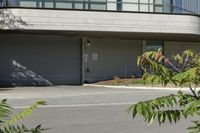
[
  {"left": 0, "top": 8, "right": 200, "bottom": 39},
  {"left": 1, "top": 29, "right": 200, "bottom": 42}
]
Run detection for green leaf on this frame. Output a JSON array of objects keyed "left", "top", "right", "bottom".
[{"left": 2, "top": 100, "right": 46, "bottom": 128}]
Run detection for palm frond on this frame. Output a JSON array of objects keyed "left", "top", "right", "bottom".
[{"left": 2, "top": 101, "right": 46, "bottom": 128}]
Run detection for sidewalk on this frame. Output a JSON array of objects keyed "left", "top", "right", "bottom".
[{"left": 84, "top": 84, "right": 199, "bottom": 91}]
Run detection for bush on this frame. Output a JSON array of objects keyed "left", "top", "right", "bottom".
[{"left": 128, "top": 49, "right": 200, "bottom": 133}]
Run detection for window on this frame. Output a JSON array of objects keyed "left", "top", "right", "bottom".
[
  {"left": 140, "top": 0, "right": 149, "bottom": 12},
  {"left": 149, "top": 0, "right": 154, "bottom": 12},
  {"left": 154, "top": 0, "right": 163, "bottom": 5},
  {"left": 154, "top": 0, "right": 163, "bottom": 12},
  {"left": 189, "top": 0, "right": 198, "bottom": 13},
  {"left": 8, "top": 0, "right": 18, "bottom": 6},
  {"left": 10, "top": 0, "right": 200, "bottom": 15},
  {"left": 20, "top": 0, "right": 37, "bottom": 7},
  {"left": 107, "top": 0, "right": 117, "bottom": 10},
  {"left": 154, "top": 6, "right": 163, "bottom": 12},
  {"left": 55, "top": 0, "right": 72, "bottom": 8},
  {"left": 146, "top": 41, "right": 163, "bottom": 52},
  {"left": 44, "top": 0, "right": 53, "bottom": 8},
  {"left": 174, "top": 0, "right": 182, "bottom": 13},
  {"left": 140, "top": 4, "right": 148, "bottom": 12},
  {"left": 90, "top": 0, "right": 106, "bottom": 10},
  {"left": 163, "top": 0, "right": 173, "bottom": 13},
  {"left": 123, "top": 0, "right": 138, "bottom": 11},
  {"left": 74, "top": 2, "right": 84, "bottom": 9}
]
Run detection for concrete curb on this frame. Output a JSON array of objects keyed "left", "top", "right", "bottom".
[{"left": 83, "top": 84, "right": 200, "bottom": 91}]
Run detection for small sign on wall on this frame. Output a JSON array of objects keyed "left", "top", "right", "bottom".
[
  {"left": 83, "top": 54, "right": 88, "bottom": 62},
  {"left": 92, "top": 53, "right": 98, "bottom": 61}
]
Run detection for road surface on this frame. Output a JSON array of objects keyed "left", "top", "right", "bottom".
[{"left": 0, "top": 86, "right": 192, "bottom": 133}]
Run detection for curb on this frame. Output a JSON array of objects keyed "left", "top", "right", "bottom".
[{"left": 83, "top": 84, "right": 199, "bottom": 91}]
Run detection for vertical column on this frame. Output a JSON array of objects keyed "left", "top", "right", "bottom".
[
  {"left": 82, "top": 37, "right": 92, "bottom": 83},
  {"left": 81, "top": 37, "right": 87, "bottom": 84},
  {"left": 142, "top": 40, "right": 146, "bottom": 53}
]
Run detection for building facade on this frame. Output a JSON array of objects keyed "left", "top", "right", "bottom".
[{"left": 0, "top": 0, "right": 199, "bottom": 85}]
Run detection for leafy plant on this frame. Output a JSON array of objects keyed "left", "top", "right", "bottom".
[
  {"left": 0, "top": 99, "right": 46, "bottom": 133},
  {"left": 129, "top": 49, "right": 200, "bottom": 132}
]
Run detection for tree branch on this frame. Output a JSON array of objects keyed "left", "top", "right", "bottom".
[
  {"left": 166, "top": 61, "right": 181, "bottom": 73},
  {"left": 189, "top": 84, "right": 198, "bottom": 99}
]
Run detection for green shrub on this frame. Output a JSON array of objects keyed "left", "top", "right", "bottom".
[
  {"left": 131, "top": 78, "right": 145, "bottom": 85},
  {"left": 129, "top": 49, "right": 200, "bottom": 133}
]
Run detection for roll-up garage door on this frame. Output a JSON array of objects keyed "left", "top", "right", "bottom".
[{"left": 0, "top": 34, "right": 81, "bottom": 86}]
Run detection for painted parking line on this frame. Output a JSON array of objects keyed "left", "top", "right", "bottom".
[{"left": 13, "top": 102, "right": 137, "bottom": 109}]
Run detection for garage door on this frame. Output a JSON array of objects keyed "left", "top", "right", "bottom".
[{"left": 0, "top": 34, "right": 81, "bottom": 86}]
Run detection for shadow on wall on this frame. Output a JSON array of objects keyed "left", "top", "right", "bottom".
[
  {"left": 10, "top": 60, "right": 53, "bottom": 86},
  {"left": 0, "top": 9, "right": 27, "bottom": 29}
]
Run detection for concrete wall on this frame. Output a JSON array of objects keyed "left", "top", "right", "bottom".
[
  {"left": 164, "top": 41, "right": 200, "bottom": 57},
  {"left": 164, "top": 41, "right": 200, "bottom": 66},
  {"left": 1, "top": 8, "right": 200, "bottom": 35},
  {"left": 83, "top": 38, "right": 142, "bottom": 82},
  {"left": 83, "top": 40, "right": 200, "bottom": 82},
  {"left": 0, "top": 34, "right": 81, "bottom": 86}
]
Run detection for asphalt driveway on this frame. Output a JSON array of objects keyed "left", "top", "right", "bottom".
[{"left": 0, "top": 86, "right": 192, "bottom": 133}]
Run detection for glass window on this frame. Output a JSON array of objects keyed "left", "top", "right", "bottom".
[
  {"left": 123, "top": 0, "right": 138, "bottom": 3},
  {"left": 181, "top": 0, "right": 187, "bottom": 13},
  {"left": 9, "top": 0, "right": 18, "bottom": 6},
  {"left": 140, "top": 3, "right": 149, "bottom": 12},
  {"left": 154, "top": 0, "right": 163, "bottom": 12},
  {"left": 107, "top": 3, "right": 116, "bottom": 10},
  {"left": 174, "top": 0, "right": 182, "bottom": 13},
  {"left": 155, "top": 6, "right": 163, "bottom": 12},
  {"left": 74, "top": 3, "right": 84, "bottom": 9},
  {"left": 123, "top": 3, "right": 138, "bottom": 11},
  {"left": 189, "top": 0, "right": 198, "bottom": 13},
  {"left": 154, "top": 0, "right": 163, "bottom": 5},
  {"left": 20, "top": 0, "right": 37, "bottom": 7},
  {"left": 44, "top": 0, "right": 54, "bottom": 8},
  {"left": 38, "top": 0, "right": 42, "bottom": 7},
  {"left": 108, "top": 0, "right": 116, "bottom": 2},
  {"left": 163, "top": 0, "right": 172, "bottom": 13},
  {"left": 107, "top": 0, "right": 116, "bottom": 10},
  {"left": 12, "top": 0, "right": 200, "bottom": 15},
  {"left": 85, "top": 3, "right": 89, "bottom": 9},
  {"left": 199, "top": 0, "right": 200, "bottom": 14},
  {"left": 149, "top": 0, "right": 154, "bottom": 3},
  {"left": 150, "top": 5, "right": 154, "bottom": 12},
  {"left": 146, "top": 41, "right": 163, "bottom": 52},
  {"left": 56, "top": 1, "right": 72, "bottom": 8},
  {"left": 89, "top": 0, "right": 106, "bottom": 10},
  {"left": 140, "top": 0, "right": 148, "bottom": 3},
  {"left": 91, "top": 0, "right": 105, "bottom": 1},
  {"left": 123, "top": 0, "right": 138, "bottom": 11},
  {"left": 90, "top": 3, "right": 106, "bottom": 10},
  {"left": 149, "top": 0, "right": 154, "bottom": 12}
]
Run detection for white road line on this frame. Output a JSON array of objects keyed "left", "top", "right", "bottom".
[{"left": 13, "top": 102, "right": 137, "bottom": 109}]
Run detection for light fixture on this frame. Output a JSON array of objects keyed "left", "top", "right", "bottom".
[{"left": 87, "top": 40, "right": 90, "bottom": 46}]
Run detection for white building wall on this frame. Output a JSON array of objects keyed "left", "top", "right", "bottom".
[{"left": 1, "top": 8, "right": 200, "bottom": 35}]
